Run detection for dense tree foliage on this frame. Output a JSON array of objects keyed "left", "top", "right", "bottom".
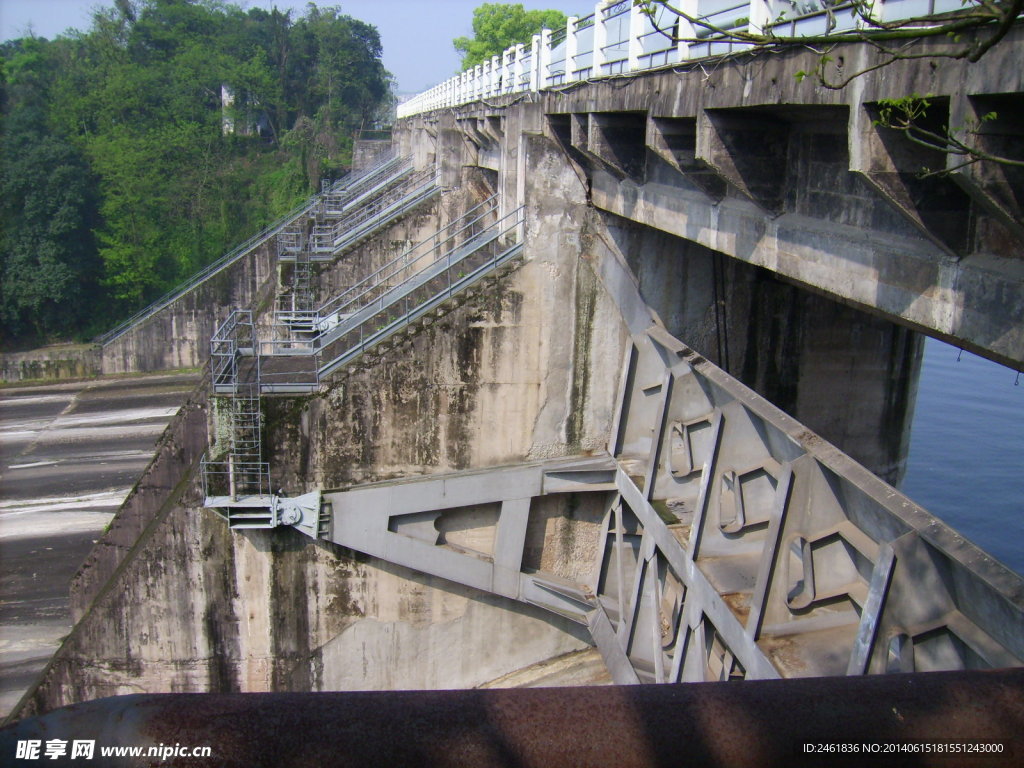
[
  {"left": 0, "top": 0, "right": 392, "bottom": 346},
  {"left": 453, "top": 3, "right": 567, "bottom": 70}
]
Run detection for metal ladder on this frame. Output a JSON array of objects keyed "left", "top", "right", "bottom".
[{"left": 203, "top": 310, "right": 274, "bottom": 524}]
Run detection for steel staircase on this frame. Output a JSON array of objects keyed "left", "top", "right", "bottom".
[
  {"left": 307, "top": 167, "right": 441, "bottom": 260},
  {"left": 256, "top": 199, "right": 523, "bottom": 392},
  {"left": 315, "top": 205, "right": 523, "bottom": 380},
  {"left": 202, "top": 183, "right": 524, "bottom": 528},
  {"left": 97, "top": 150, "right": 402, "bottom": 346},
  {"left": 202, "top": 310, "right": 276, "bottom": 525}
]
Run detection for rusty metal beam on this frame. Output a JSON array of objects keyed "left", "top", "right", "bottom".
[{"left": 3, "top": 669, "right": 1022, "bottom": 767}]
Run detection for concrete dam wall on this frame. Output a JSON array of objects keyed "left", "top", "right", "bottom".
[
  {"left": 15, "top": 122, "right": 627, "bottom": 715},
  {"left": 10, "top": 29, "right": 1024, "bottom": 720}
]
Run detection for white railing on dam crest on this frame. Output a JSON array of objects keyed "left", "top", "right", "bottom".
[{"left": 397, "top": 0, "right": 965, "bottom": 118}]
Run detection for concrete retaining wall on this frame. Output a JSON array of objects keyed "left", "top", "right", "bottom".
[
  {"left": 69, "top": 379, "right": 211, "bottom": 621},
  {"left": 0, "top": 345, "right": 102, "bottom": 383},
  {"left": 100, "top": 241, "right": 278, "bottom": 376}
]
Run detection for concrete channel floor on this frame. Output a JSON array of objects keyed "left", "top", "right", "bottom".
[{"left": 0, "top": 372, "right": 200, "bottom": 718}]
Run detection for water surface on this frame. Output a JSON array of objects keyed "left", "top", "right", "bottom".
[{"left": 902, "top": 337, "right": 1024, "bottom": 577}]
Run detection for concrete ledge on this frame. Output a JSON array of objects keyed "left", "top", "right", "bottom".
[{"left": 0, "top": 345, "right": 101, "bottom": 384}]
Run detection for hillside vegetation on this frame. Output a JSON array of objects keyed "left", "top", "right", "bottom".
[{"left": 0, "top": 0, "right": 391, "bottom": 347}]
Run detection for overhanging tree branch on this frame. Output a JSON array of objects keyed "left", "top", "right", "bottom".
[
  {"left": 636, "top": 0, "right": 1022, "bottom": 81},
  {"left": 635, "top": 0, "right": 1023, "bottom": 171}
]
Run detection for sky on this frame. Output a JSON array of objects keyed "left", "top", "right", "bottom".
[{"left": 0, "top": 0, "right": 591, "bottom": 94}]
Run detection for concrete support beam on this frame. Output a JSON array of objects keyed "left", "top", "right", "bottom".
[
  {"left": 456, "top": 118, "right": 489, "bottom": 153},
  {"left": 849, "top": 100, "right": 974, "bottom": 256},
  {"left": 947, "top": 92, "right": 1024, "bottom": 247},
  {"left": 646, "top": 116, "right": 726, "bottom": 202},
  {"left": 589, "top": 168, "right": 1024, "bottom": 370},
  {"left": 590, "top": 113, "right": 647, "bottom": 181},
  {"left": 570, "top": 112, "right": 647, "bottom": 181},
  {"left": 695, "top": 108, "right": 792, "bottom": 215}
]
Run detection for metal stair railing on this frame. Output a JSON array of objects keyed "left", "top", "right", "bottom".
[
  {"left": 317, "top": 206, "right": 524, "bottom": 379},
  {"left": 257, "top": 316, "right": 320, "bottom": 394},
  {"left": 211, "top": 309, "right": 252, "bottom": 394},
  {"left": 308, "top": 168, "right": 441, "bottom": 259},
  {"left": 317, "top": 155, "right": 412, "bottom": 221},
  {"left": 257, "top": 197, "right": 497, "bottom": 389},
  {"left": 203, "top": 309, "right": 272, "bottom": 503},
  {"left": 254, "top": 203, "right": 523, "bottom": 388},
  {"left": 292, "top": 245, "right": 314, "bottom": 312},
  {"left": 275, "top": 224, "right": 305, "bottom": 259},
  {"left": 319, "top": 152, "right": 404, "bottom": 214},
  {"left": 230, "top": 382, "right": 262, "bottom": 456},
  {"left": 95, "top": 150, "right": 398, "bottom": 347},
  {"left": 314, "top": 194, "right": 500, "bottom": 330},
  {"left": 333, "top": 150, "right": 402, "bottom": 198},
  {"left": 276, "top": 235, "right": 315, "bottom": 319},
  {"left": 309, "top": 165, "right": 426, "bottom": 252}
]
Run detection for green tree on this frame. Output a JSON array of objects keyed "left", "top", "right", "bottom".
[
  {"left": 0, "top": 37, "right": 103, "bottom": 342},
  {"left": 453, "top": 3, "right": 568, "bottom": 71},
  {"left": 1, "top": 0, "right": 393, "bottom": 346}
]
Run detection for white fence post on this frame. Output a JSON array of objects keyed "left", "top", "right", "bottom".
[
  {"left": 498, "top": 50, "right": 507, "bottom": 94},
  {"left": 676, "top": 0, "right": 697, "bottom": 60},
  {"left": 530, "top": 34, "right": 542, "bottom": 91},
  {"left": 566, "top": 16, "right": 579, "bottom": 82},
  {"left": 748, "top": 0, "right": 776, "bottom": 35},
  {"left": 490, "top": 55, "right": 501, "bottom": 96},
  {"left": 538, "top": 29, "right": 553, "bottom": 90},
  {"left": 628, "top": 1, "right": 644, "bottom": 71},
  {"left": 513, "top": 43, "right": 526, "bottom": 92},
  {"left": 593, "top": 1, "right": 608, "bottom": 77}
]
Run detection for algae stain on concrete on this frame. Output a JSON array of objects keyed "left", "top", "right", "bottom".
[{"left": 568, "top": 257, "right": 598, "bottom": 451}]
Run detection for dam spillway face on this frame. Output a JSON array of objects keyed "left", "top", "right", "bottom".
[{"left": 12, "top": 22, "right": 1024, "bottom": 723}]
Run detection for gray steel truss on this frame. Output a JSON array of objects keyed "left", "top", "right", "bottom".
[
  {"left": 301, "top": 321, "right": 1024, "bottom": 682},
  {"left": 245, "top": 300, "right": 1024, "bottom": 684}
]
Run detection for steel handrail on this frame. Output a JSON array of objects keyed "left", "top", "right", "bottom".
[
  {"left": 317, "top": 195, "right": 499, "bottom": 319},
  {"left": 330, "top": 153, "right": 404, "bottom": 204},
  {"left": 323, "top": 159, "right": 415, "bottom": 221},
  {"left": 317, "top": 207, "right": 524, "bottom": 379},
  {"left": 318, "top": 172, "right": 443, "bottom": 259},
  {"left": 95, "top": 153, "right": 400, "bottom": 347},
  {"left": 313, "top": 168, "right": 437, "bottom": 251},
  {"left": 315, "top": 207, "right": 522, "bottom": 350}
]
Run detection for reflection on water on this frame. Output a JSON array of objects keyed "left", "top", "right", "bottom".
[{"left": 901, "top": 337, "right": 1024, "bottom": 577}]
